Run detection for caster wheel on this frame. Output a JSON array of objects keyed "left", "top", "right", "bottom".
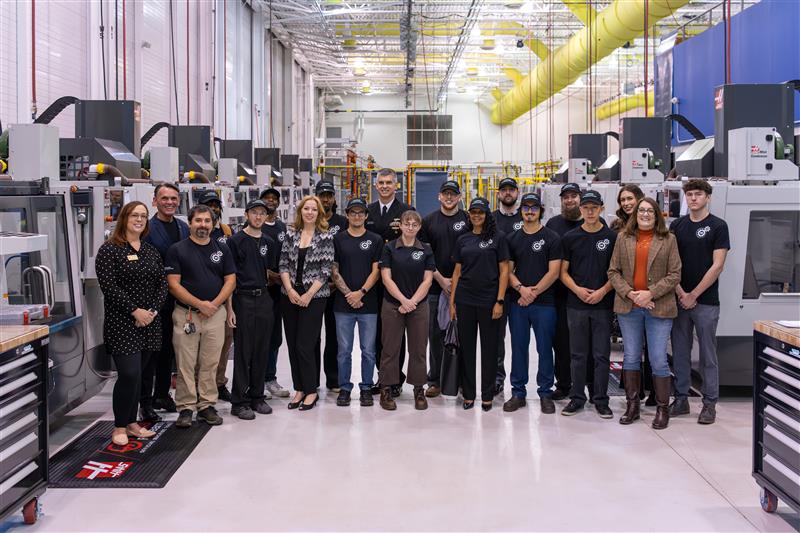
[
  {"left": 22, "top": 498, "right": 39, "bottom": 525},
  {"left": 760, "top": 487, "right": 778, "bottom": 513}
]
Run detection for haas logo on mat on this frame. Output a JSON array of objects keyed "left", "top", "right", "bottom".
[
  {"left": 76, "top": 460, "right": 132, "bottom": 480},
  {"left": 106, "top": 441, "right": 144, "bottom": 454}
]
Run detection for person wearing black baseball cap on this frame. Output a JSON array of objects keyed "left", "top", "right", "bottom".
[
  {"left": 418, "top": 180, "right": 469, "bottom": 397},
  {"left": 224, "top": 200, "right": 279, "bottom": 419},
  {"left": 330, "top": 198, "right": 383, "bottom": 407},
  {"left": 314, "top": 180, "right": 348, "bottom": 392},
  {"left": 450, "top": 197, "right": 510, "bottom": 411},
  {"left": 545, "top": 182, "right": 583, "bottom": 400},
  {"left": 258, "top": 187, "right": 290, "bottom": 399},
  {"left": 559, "top": 189, "right": 617, "bottom": 419},
  {"left": 199, "top": 191, "right": 235, "bottom": 401},
  {"left": 504, "top": 192, "right": 562, "bottom": 414}
]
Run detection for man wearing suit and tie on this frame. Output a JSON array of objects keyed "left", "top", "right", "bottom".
[{"left": 365, "top": 168, "right": 412, "bottom": 396}]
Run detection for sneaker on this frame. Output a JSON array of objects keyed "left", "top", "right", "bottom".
[
  {"left": 503, "top": 396, "right": 526, "bottom": 412},
  {"left": 360, "top": 390, "right": 374, "bottom": 407},
  {"left": 390, "top": 385, "right": 402, "bottom": 398},
  {"left": 265, "top": 380, "right": 290, "bottom": 398},
  {"left": 698, "top": 404, "right": 716, "bottom": 425},
  {"left": 217, "top": 385, "right": 232, "bottom": 403},
  {"left": 540, "top": 397, "right": 556, "bottom": 414},
  {"left": 251, "top": 398, "right": 273, "bottom": 415},
  {"left": 231, "top": 404, "right": 256, "bottom": 420},
  {"left": 551, "top": 389, "right": 569, "bottom": 401},
  {"left": 670, "top": 397, "right": 690, "bottom": 416},
  {"left": 197, "top": 406, "right": 223, "bottom": 426},
  {"left": 595, "top": 404, "right": 614, "bottom": 419},
  {"left": 425, "top": 385, "right": 441, "bottom": 398},
  {"left": 561, "top": 399, "right": 584, "bottom": 416},
  {"left": 336, "top": 390, "right": 351, "bottom": 407},
  {"left": 493, "top": 381, "right": 505, "bottom": 397},
  {"left": 175, "top": 409, "right": 193, "bottom": 428},
  {"left": 153, "top": 395, "right": 178, "bottom": 413}
]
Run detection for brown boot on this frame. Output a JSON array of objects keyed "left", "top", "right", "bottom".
[
  {"left": 379, "top": 387, "right": 396, "bottom": 411},
  {"left": 619, "top": 370, "right": 641, "bottom": 425},
  {"left": 652, "top": 376, "right": 671, "bottom": 430},
  {"left": 413, "top": 386, "right": 428, "bottom": 410}
]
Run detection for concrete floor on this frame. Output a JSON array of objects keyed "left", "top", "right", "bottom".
[{"left": 8, "top": 338, "right": 800, "bottom": 532}]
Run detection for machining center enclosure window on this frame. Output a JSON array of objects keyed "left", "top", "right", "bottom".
[{"left": 742, "top": 211, "right": 800, "bottom": 298}]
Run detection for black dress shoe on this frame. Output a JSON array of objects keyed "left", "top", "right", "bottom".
[
  {"left": 371, "top": 385, "right": 381, "bottom": 395},
  {"left": 299, "top": 395, "right": 319, "bottom": 411},
  {"left": 551, "top": 389, "right": 569, "bottom": 401},
  {"left": 217, "top": 385, "right": 232, "bottom": 403},
  {"left": 503, "top": 396, "right": 527, "bottom": 412},
  {"left": 288, "top": 395, "right": 305, "bottom": 410},
  {"left": 540, "top": 397, "right": 556, "bottom": 414},
  {"left": 139, "top": 406, "right": 162, "bottom": 423},
  {"left": 493, "top": 382, "right": 504, "bottom": 397},
  {"left": 462, "top": 400, "right": 475, "bottom": 410},
  {"left": 336, "top": 390, "right": 351, "bottom": 407},
  {"left": 153, "top": 396, "right": 178, "bottom": 413},
  {"left": 481, "top": 401, "right": 493, "bottom": 412}
]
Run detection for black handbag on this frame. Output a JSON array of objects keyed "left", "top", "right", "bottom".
[{"left": 440, "top": 319, "right": 461, "bottom": 397}]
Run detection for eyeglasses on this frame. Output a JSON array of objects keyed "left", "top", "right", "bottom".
[
  {"left": 402, "top": 222, "right": 420, "bottom": 228},
  {"left": 348, "top": 211, "right": 366, "bottom": 217},
  {"left": 637, "top": 208, "right": 656, "bottom": 215},
  {"left": 520, "top": 205, "right": 539, "bottom": 212},
  {"left": 249, "top": 211, "right": 267, "bottom": 217}
]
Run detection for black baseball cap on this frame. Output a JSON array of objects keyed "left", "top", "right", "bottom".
[
  {"left": 498, "top": 177, "right": 518, "bottom": 190},
  {"left": 580, "top": 189, "right": 603, "bottom": 206},
  {"left": 440, "top": 180, "right": 460, "bottom": 194},
  {"left": 199, "top": 191, "right": 222, "bottom": 205},
  {"left": 468, "top": 197, "right": 491, "bottom": 213},
  {"left": 315, "top": 180, "right": 336, "bottom": 195},
  {"left": 560, "top": 183, "right": 581, "bottom": 196},
  {"left": 345, "top": 198, "right": 368, "bottom": 212},
  {"left": 520, "top": 192, "right": 542, "bottom": 207},
  {"left": 260, "top": 187, "right": 280, "bottom": 200},
  {"left": 245, "top": 199, "right": 268, "bottom": 212}
]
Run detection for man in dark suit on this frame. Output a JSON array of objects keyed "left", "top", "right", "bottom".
[
  {"left": 365, "top": 168, "right": 411, "bottom": 396},
  {"left": 142, "top": 183, "right": 189, "bottom": 421}
]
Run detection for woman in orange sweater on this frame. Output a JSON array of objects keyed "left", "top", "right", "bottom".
[{"left": 608, "top": 197, "right": 681, "bottom": 430}]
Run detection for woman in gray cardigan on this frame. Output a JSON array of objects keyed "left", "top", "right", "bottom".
[
  {"left": 279, "top": 196, "right": 335, "bottom": 411},
  {"left": 608, "top": 197, "right": 681, "bottom": 430}
]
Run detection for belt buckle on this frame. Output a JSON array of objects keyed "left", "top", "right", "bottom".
[{"left": 254, "top": 288, "right": 263, "bottom": 296}]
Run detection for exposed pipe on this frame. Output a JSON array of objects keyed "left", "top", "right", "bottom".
[
  {"left": 223, "top": 0, "right": 227, "bottom": 138},
  {"left": 115, "top": 0, "right": 119, "bottom": 99},
  {"left": 490, "top": 0, "right": 690, "bottom": 125},
  {"left": 123, "top": 0, "right": 127, "bottom": 99},
  {"left": 140, "top": 121, "right": 171, "bottom": 148},
  {"left": 667, "top": 113, "right": 706, "bottom": 140},
  {"left": 31, "top": 0, "right": 37, "bottom": 119},
  {"left": 186, "top": 0, "right": 190, "bottom": 123},
  {"left": 33, "top": 96, "right": 80, "bottom": 124}
]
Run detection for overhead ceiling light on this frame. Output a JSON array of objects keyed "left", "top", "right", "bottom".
[
  {"left": 466, "top": 67, "right": 479, "bottom": 77},
  {"left": 504, "top": 0, "right": 525, "bottom": 8},
  {"left": 353, "top": 67, "right": 367, "bottom": 76},
  {"left": 342, "top": 39, "right": 358, "bottom": 50},
  {"left": 480, "top": 39, "right": 496, "bottom": 51},
  {"left": 361, "top": 80, "right": 371, "bottom": 89}
]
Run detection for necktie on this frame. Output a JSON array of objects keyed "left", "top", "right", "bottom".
[{"left": 382, "top": 205, "right": 387, "bottom": 217}]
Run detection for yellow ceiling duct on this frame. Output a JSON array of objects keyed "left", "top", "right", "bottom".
[
  {"left": 491, "top": 88, "right": 504, "bottom": 101},
  {"left": 524, "top": 38, "right": 551, "bottom": 61},
  {"left": 502, "top": 67, "right": 524, "bottom": 85},
  {"left": 490, "top": 0, "right": 689, "bottom": 125},
  {"left": 562, "top": 0, "right": 599, "bottom": 26},
  {"left": 595, "top": 93, "right": 655, "bottom": 120}
]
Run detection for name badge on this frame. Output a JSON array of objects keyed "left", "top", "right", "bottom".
[{"left": 127, "top": 254, "right": 139, "bottom": 261}]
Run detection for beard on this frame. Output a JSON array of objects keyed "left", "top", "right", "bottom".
[
  {"left": 195, "top": 228, "right": 210, "bottom": 239},
  {"left": 500, "top": 196, "right": 517, "bottom": 208},
  {"left": 562, "top": 205, "right": 581, "bottom": 221}
]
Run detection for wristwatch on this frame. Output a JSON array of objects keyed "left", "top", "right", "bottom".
[
  {"left": 360, "top": 287, "right": 368, "bottom": 295},
  {"left": 496, "top": 299, "right": 505, "bottom": 305},
  {"left": 514, "top": 283, "right": 522, "bottom": 291}
]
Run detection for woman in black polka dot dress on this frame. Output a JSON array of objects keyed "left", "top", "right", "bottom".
[{"left": 96, "top": 201, "right": 168, "bottom": 446}]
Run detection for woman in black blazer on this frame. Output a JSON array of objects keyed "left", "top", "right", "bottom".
[{"left": 96, "top": 201, "right": 168, "bottom": 446}]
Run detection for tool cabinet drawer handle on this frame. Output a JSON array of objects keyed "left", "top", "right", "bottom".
[
  {"left": 0, "top": 413, "right": 37, "bottom": 442},
  {"left": 0, "top": 393, "right": 37, "bottom": 419},
  {"left": 0, "top": 432, "right": 37, "bottom": 462},
  {"left": 0, "top": 355, "right": 36, "bottom": 377},
  {"left": 0, "top": 461, "right": 37, "bottom": 496},
  {"left": 765, "top": 366, "right": 800, "bottom": 390},
  {"left": 764, "top": 385, "right": 800, "bottom": 411},
  {"left": 0, "top": 373, "right": 36, "bottom": 398},
  {"left": 763, "top": 347, "right": 800, "bottom": 370}
]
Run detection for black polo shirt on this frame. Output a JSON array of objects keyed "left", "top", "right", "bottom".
[
  {"left": 165, "top": 238, "right": 236, "bottom": 302},
  {"left": 507, "top": 225, "right": 562, "bottom": 306},
  {"left": 670, "top": 213, "right": 730, "bottom": 306},
  {"left": 545, "top": 215, "right": 582, "bottom": 301},
  {"left": 494, "top": 209, "right": 523, "bottom": 235},
  {"left": 561, "top": 225, "right": 617, "bottom": 310},
  {"left": 333, "top": 230, "right": 383, "bottom": 314},
  {"left": 419, "top": 209, "right": 469, "bottom": 295},
  {"left": 327, "top": 213, "right": 349, "bottom": 237},
  {"left": 453, "top": 231, "right": 510, "bottom": 307},
  {"left": 380, "top": 238, "right": 435, "bottom": 305},
  {"left": 226, "top": 230, "right": 278, "bottom": 292}
]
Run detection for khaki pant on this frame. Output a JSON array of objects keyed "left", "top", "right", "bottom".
[
  {"left": 216, "top": 324, "right": 234, "bottom": 386},
  {"left": 172, "top": 306, "right": 227, "bottom": 412}
]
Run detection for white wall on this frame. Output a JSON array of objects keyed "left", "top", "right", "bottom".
[
  {"left": 0, "top": 0, "right": 312, "bottom": 158},
  {"left": 325, "top": 91, "right": 591, "bottom": 169}
]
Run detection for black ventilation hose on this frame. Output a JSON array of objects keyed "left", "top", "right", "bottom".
[
  {"left": 141, "top": 122, "right": 171, "bottom": 148},
  {"left": 604, "top": 131, "right": 619, "bottom": 141},
  {"left": 666, "top": 113, "right": 705, "bottom": 140},
  {"left": 33, "top": 96, "right": 80, "bottom": 124}
]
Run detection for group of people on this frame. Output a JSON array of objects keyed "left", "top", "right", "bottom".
[{"left": 96, "top": 168, "right": 729, "bottom": 446}]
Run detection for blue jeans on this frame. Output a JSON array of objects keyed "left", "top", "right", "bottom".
[
  {"left": 617, "top": 307, "right": 672, "bottom": 377},
  {"left": 508, "top": 302, "right": 557, "bottom": 398},
  {"left": 334, "top": 312, "right": 377, "bottom": 392}
]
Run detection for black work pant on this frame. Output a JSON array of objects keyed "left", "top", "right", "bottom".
[
  {"left": 265, "top": 285, "right": 282, "bottom": 383},
  {"left": 232, "top": 292, "right": 274, "bottom": 406},
  {"left": 315, "top": 294, "right": 339, "bottom": 389},
  {"left": 426, "top": 293, "right": 444, "bottom": 386},
  {"left": 495, "top": 301, "right": 509, "bottom": 383},
  {"left": 141, "top": 304, "right": 175, "bottom": 405},
  {"left": 113, "top": 351, "right": 152, "bottom": 427},
  {"left": 553, "top": 299, "right": 572, "bottom": 393},
  {"left": 567, "top": 307, "right": 612, "bottom": 406},
  {"left": 374, "top": 283, "right": 406, "bottom": 385},
  {"left": 282, "top": 294, "right": 327, "bottom": 394},
  {"left": 457, "top": 303, "right": 500, "bottom": 402}
]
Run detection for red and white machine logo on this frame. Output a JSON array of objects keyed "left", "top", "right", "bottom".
[{"left": 76, "top": 460, "right": 132, "bottom": 479}]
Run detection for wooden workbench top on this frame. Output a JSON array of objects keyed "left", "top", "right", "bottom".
[
  {"left": 0, "top": 325, "right": 49, "bottom": 353},
  {"left": 755, "top": 320, "right": 800, "bottom": 347}
]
